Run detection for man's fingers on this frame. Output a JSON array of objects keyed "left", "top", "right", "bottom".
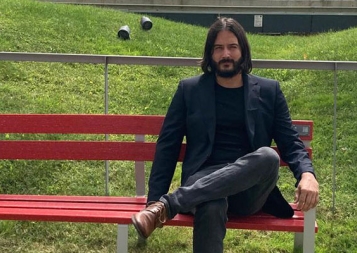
[
  {"left": 296, "top": 191, "right": 307, "bottom": 210},
  {"left": 295, "top": 174, "right": 319, "bottom": 211},
  {"left": 310, "top": 191, "right": 319, "bottom": 209},
  {"left": 302, "top": 194, "right": 313, "bottom": 211},
  {"left": 300, "top": 191, "right": 319, "bottom": 211}
]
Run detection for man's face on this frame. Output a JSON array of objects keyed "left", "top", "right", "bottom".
[{"left": 211, "top": 30, "right": 243, "bottom": 78}]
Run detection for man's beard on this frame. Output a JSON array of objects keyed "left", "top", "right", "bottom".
[{"left": 211, "top": 58, "right": 243, "bottom": 78}]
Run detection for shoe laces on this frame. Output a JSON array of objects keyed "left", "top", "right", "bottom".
[{"left": 147, "top": 202, "right": 167, "bottom": 224}]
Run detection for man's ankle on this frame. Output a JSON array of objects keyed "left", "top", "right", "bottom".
[{"left": 159, "top": 196, "right": 174, "bottom": 219}]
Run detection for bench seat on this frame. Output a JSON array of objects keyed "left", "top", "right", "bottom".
[{"left": 0, "top": 194, "right": 317, "bottom": 233}]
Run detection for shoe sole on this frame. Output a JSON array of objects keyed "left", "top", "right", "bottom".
[{"left": 131, "top": 215, "right": 148, "bottom": 240}]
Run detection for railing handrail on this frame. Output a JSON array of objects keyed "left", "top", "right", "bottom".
[{"left": 1, "top": 52, "right": 357, "bottom": 70}]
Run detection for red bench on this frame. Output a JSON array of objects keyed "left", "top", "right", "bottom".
[{"left": 0, "top": 114, "right": 317, "bottom": 253}]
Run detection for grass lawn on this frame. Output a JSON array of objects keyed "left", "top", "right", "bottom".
[{"left": 0, "top": 0, "right": 357, "bottom": 252}]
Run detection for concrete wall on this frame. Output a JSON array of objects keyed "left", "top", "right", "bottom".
[
  {"left": 37, "top": 0, "right": 357, "bottom": 33},
  {"left": 40, "top": 0, "right": 357, "bottom": 7}
]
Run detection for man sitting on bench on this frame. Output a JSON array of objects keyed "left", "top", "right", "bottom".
[{"left": 132, "top": 17, "right": 319, "bottom": 253}]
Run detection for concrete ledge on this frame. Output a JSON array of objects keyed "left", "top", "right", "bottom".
[
  {"left": 39, "top": 0, "right": 357, "bottom": 8},
  {"left": 36, "top": 0, "right": 357, "bottom": 33}
]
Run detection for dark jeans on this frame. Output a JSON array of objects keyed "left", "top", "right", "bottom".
[{"left": 160, "top": 147, "right": 280, "bottom": 253}]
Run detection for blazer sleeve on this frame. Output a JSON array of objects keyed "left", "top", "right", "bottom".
[
  {"left": 272, "top": 82, "right": 315, "bottom": 183},
  {"left": 147, "top": 82, "right": 186, "bottom": 202}
]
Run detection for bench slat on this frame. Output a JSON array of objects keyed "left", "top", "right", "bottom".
[
  {"left": 0, "top": 194, "right": 317, "bottom": 233},
  {"left": 0, "top": 114, "right": 313, "bottom": 140},
  {"left": 0, "top": 194, "right": 147, "bottom": 204},
  {"left": 0, "top": 114, "right": 164, "bottom": 135},
  {"left": 0, "top": 201, "right": 146, "bottom": 211},
  {"left": 0, "top": 200, "right": 305, "bottom": 219},
  {"left": 0, "top": 141, "right": 158, "bottom": 160},
  {"left": 0, "top": 140, "right": 310, "bottom": 165},
  {"left": 168, "top": 214, "right": 312, "bottom": 232},
  {"left": 0, "top": 206, "right": 315, "bottom": 232},
  {"left": 0, "top": 207, "right": 136, "bottom": 224}
]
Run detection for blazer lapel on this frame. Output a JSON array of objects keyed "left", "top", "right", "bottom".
[
  {"left": 244, "top": 74, "right": 260, "bottom": 150},
  {"left": 198, "top": 74, "right": 216, "bottom": 144}
]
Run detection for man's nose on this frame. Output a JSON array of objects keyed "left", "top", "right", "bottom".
[{"left": 222, "top": 47, "right": 231, "bottom": 58}]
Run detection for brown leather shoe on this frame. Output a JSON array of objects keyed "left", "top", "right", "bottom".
[{"left": 131, "top": 201, "right": 168, "bottom": 239}]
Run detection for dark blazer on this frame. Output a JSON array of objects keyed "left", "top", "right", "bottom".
[{"left": 147, "top": 72, "right": 314, "bottom": 217}]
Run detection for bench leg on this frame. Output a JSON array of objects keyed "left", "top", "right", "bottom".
[
  {"left": 303, "top": 207, "right": 316, "bottom": 253},
  {"left": 293, "top": 207, "right": 316, "bottom": 253},
  {"left": 117, "top": 225, "right": 128, "bottom": 253},
  {"left": 294, "top": 232, "right": 303, "bottom": 252}
]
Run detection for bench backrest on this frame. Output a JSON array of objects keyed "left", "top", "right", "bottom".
[{"left": 0, "top": 114, "right": 313, "bottom": 195}]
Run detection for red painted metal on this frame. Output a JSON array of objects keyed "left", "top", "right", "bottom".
[
  {"left": 0, "top": 194, "right": 147, "bottom": 203},
  {"left": 0, "top": 207, "right": 135, "bottom": 224},
  {"left": 0, "top": 140, "right": 309, "bottom": 166},
  {"left": 0, "top": 114, "right": 312, "bottom": 140},
  {"left": 0, "top": 114, "right": 164, "bottom": 135},
  {"left": 0, "top": 194, "right": 317, "bottom": 232},
  {"left": 291, "top": 120, "right": 314, "bottom": 140},
  {"left": 0, "top": 141, "right": 186, "bottom": 161}
]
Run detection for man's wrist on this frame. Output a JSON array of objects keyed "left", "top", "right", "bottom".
[{"left": 301, "top": 171, "right": 315, "bottom": 179}]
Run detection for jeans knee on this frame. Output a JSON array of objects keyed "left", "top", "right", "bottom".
[{"left": 257, "top": 147, "right": 280, "bottom": 168}]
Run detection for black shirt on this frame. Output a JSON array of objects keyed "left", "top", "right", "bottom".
[{"left": 204, "top": 82, "right": 251, "bottom": 166}]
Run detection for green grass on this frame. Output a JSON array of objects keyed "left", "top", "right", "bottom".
[{"left": 1, "top": 0, "right": 357, "bottom": 252}]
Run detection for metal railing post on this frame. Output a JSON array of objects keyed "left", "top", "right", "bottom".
[
  {"left": 104, "top": 57, "right": 110, "bottom": 196},
  {"left": 332, "top": 62, "right": 338, "bottom": 212}
]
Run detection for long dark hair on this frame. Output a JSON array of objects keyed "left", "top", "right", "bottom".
[{"left": 200, "top": 17, "right": 252, "bottom": 74}]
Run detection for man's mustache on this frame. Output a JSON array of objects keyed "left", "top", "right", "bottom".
[{"left": 219, "top": 59, "right": 235, "bottom": 64}]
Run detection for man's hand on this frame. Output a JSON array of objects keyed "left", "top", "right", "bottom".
[{"left": 294, "top": 172, "right": 319, "bottom": 211}]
